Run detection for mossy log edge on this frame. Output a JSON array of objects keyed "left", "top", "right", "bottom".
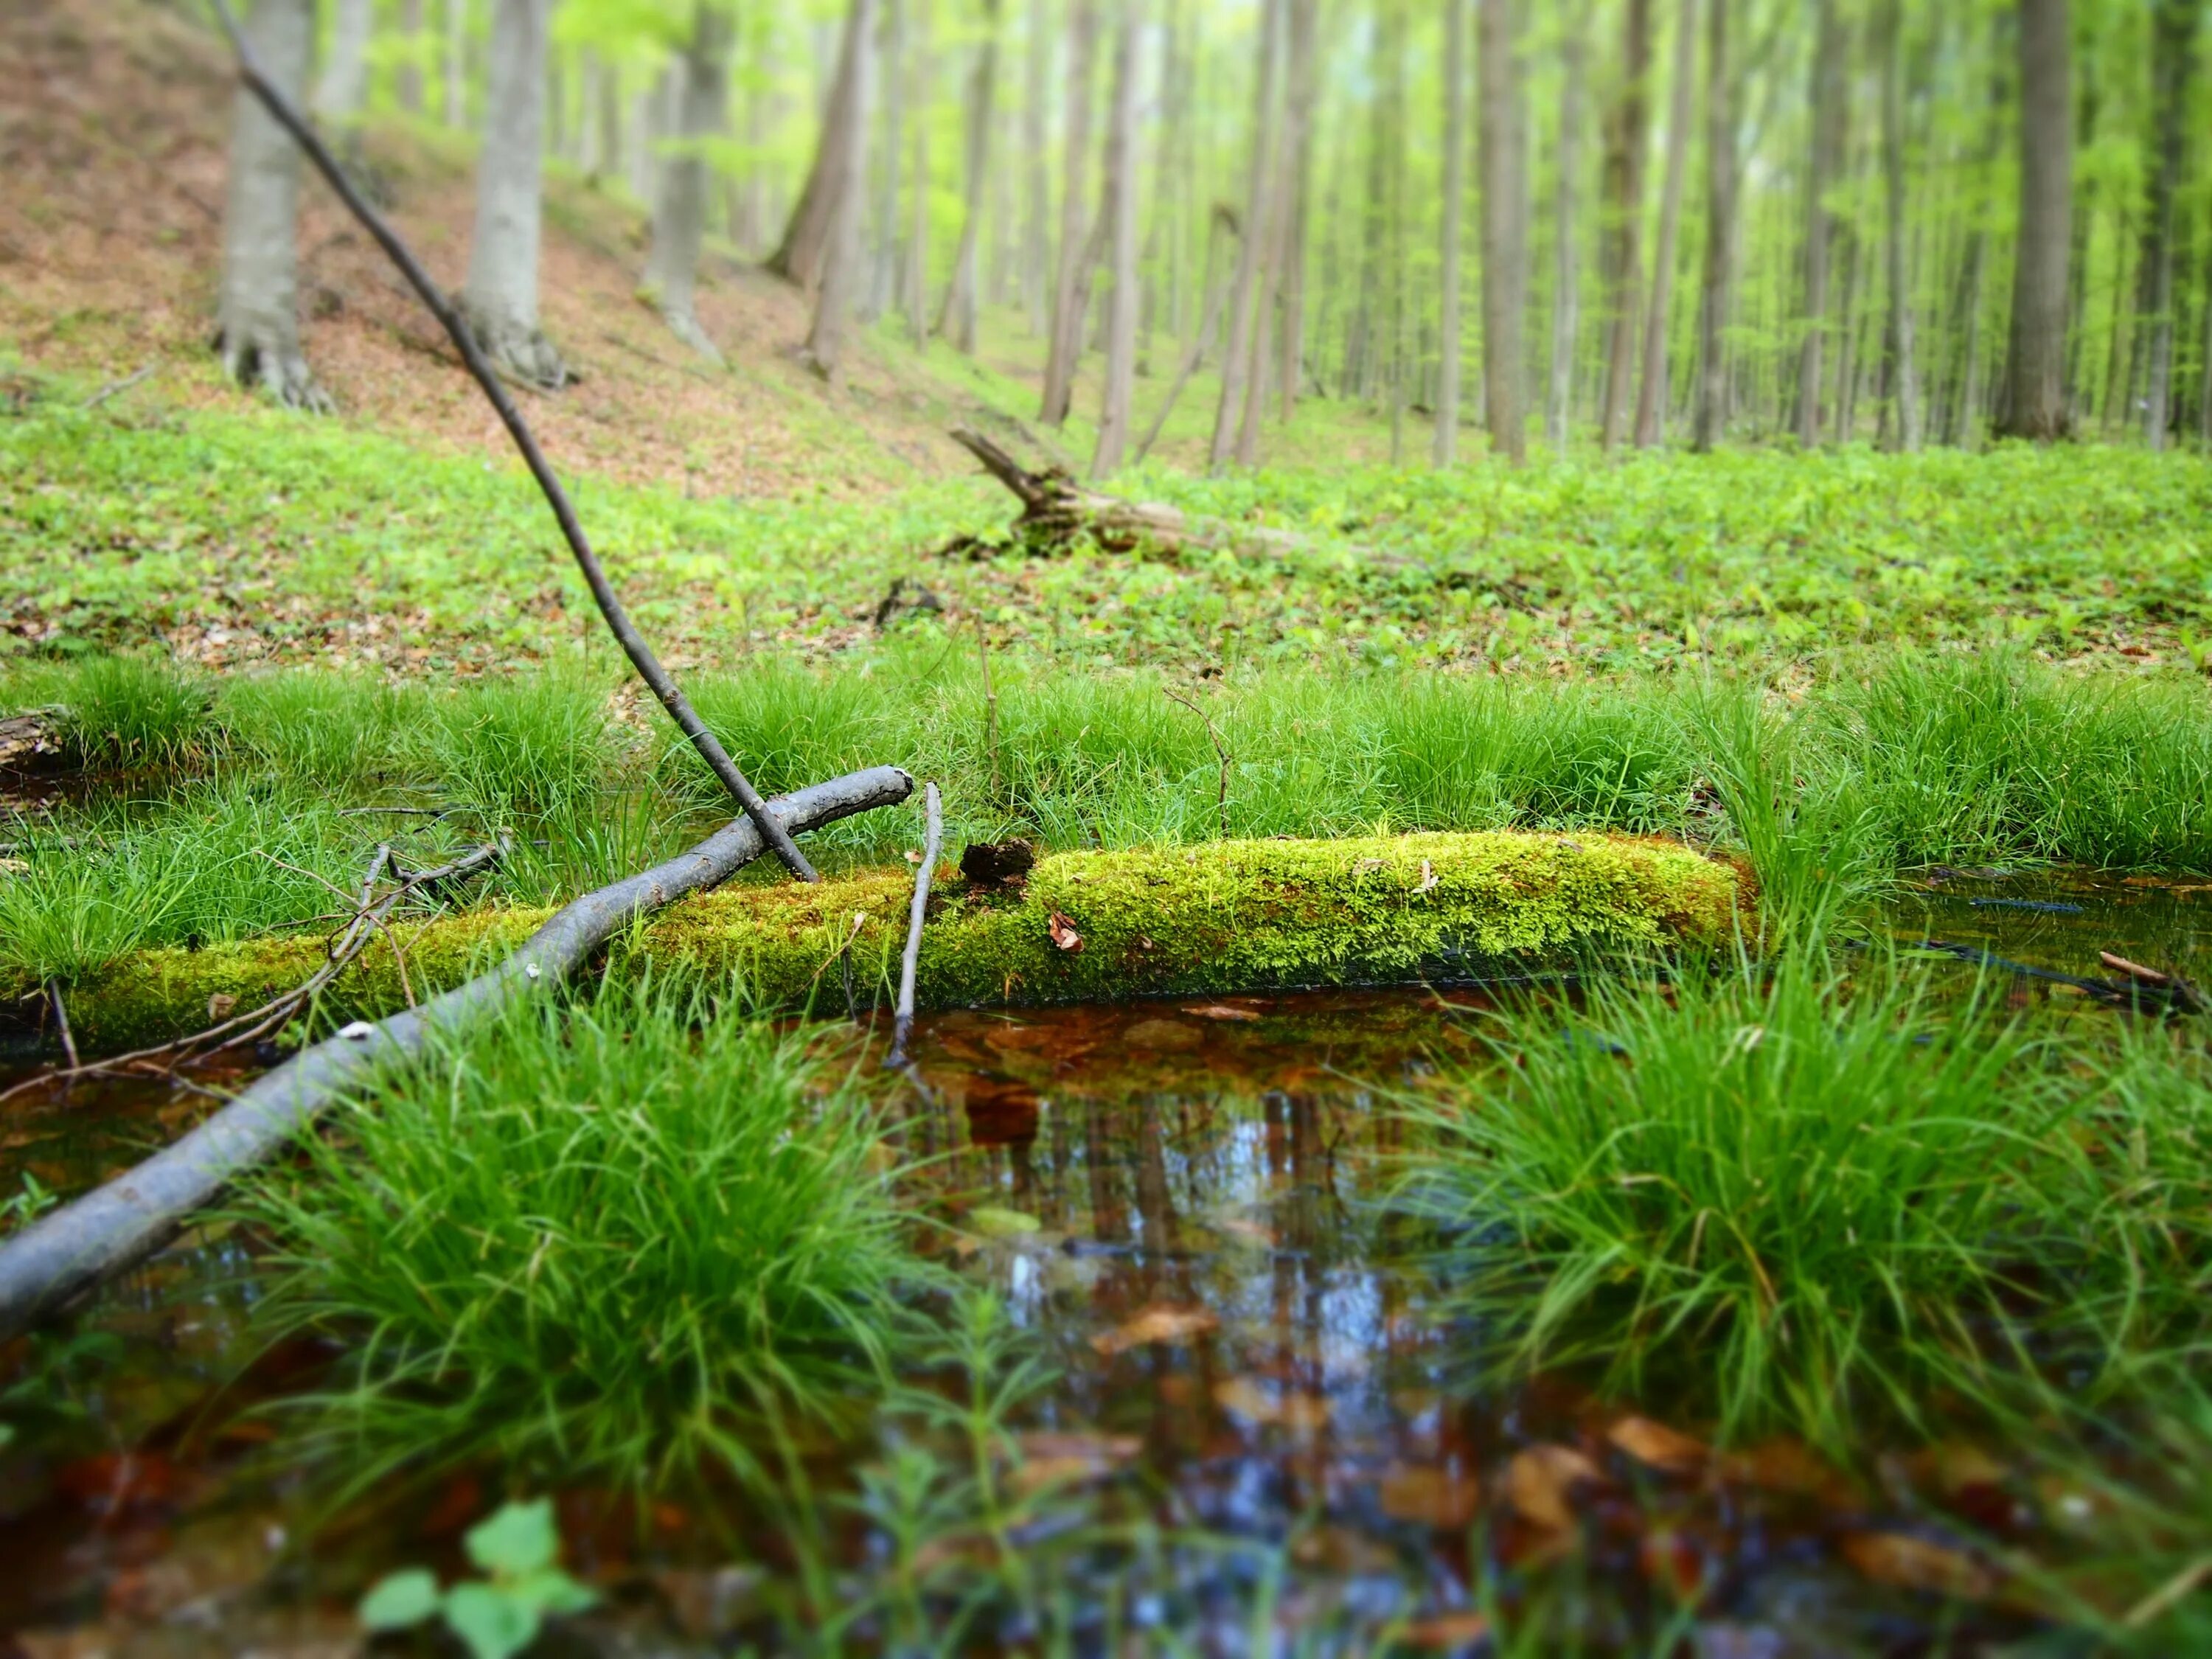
[{"left": 54, "top": 830, "right": 1749, "bottom": 1051}]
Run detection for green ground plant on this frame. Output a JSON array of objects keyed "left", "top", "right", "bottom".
[{"left": 244, "top": 978, "right": 921, "bottom": 1500}]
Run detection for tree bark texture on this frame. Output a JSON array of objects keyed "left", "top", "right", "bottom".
[
  {"left": 869, "top": 0, "right": 908, "bottom": 322},
  {"left": 1020, "top": 0, "right": 1051, "bottom": 333},
  {"left": 1040, "top": 0, "right": 1101, "bottom": 423},
  {"left": 769, "top": 0, "right": 869, "bottom": 293},
  {"left": 1433, "top": 0, "right": 1467, "bottom": 467},
  {"left": 1092, "top": 0, "right": 1144, "bottom": 476},
  {"left": 1598, "top": 0, "right": 1652, "bottom": 451},
  {"left": 1547, "top": 4, "right": 1588, "bottom": 454},
  {"left": 1998, "top": 0, "right": 2071, "bottom": 440},
  {"left": 1478, "top": 0, "right": 1528, "bottom": 462},
  {"left": 313, "top": 0, "right": 372, "bottom": 128},
  {"left": 1633, "top": 0, "right": 1695, "bottom": 447},
  {"left": 2138, "top": 0, "right": 2194, "bottom": 449},
  {"left": 218, "top": 0, "right": 323, "bottom": 408},
  {"left": 646, "top": 2, "right": 736, "bottom": 363},
  {"left": 1691, "top": 0, "right": 1733, "bottom": 450},
  {"left": 805, "top": 0, "right": 881, "bottom": 383},
  {"left": 461, "top": 0, "right": 567, "bottom": 389},
  {"left": 444, "top": 0, "right": 467, "bottom": 128},
  {"left": 1237, "top": 0, "right": 1313, "bottom": 465},
  {"left": 1877, "top": 0, "right": 1919, "bottom": 449},
  {"left": 1794, "top": 0, "right": 1845, "bottom": 446},
  {"left": 939, "top": 0, "right": 1001, "bottom": 352},
  {"left": 1208, "top": 0, "right": 1280, "bottom": 468}
]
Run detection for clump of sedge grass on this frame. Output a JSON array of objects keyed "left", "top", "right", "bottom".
[
  {"left": 22, "top": 653, "right": 220, "bottom": 771},
  {"left": 1407, "top": 949, "right": 2085, "bottom": 1451},
  {"left": 246, "top": 978, "right": 919, "bottom": 1498}
]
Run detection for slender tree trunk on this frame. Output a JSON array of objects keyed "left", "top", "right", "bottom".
[
  {"left": 1040, "top": 0, "right": 1099, "bottom": 423},
  {"left": 770, "top": 0, "right": 869, "bottom": 293},
  {"left": 1273, "top": 0, "right": 1318, "bottom": 425},
  {"left": 869, "top": 0, "right": 908, "bottom": 321},
  {"left": 463, "top": 0, "right": 566, "bottom": 387},
  {"left": 1344, "top": 7, "right": 1391, "bottom": 400},
  {"left": 1208, "top": 0, "right": 1281, "bottom": 469},
  {"left": 1998, "top": 0, "right": 2072, "bottom": 439},
  {"left": 1794, "top": 0, "right": 1845, "bottom": 445},
  {"left": 398, "top": 0, "right": 425, "bottom": 113},
  {"left": 1634, "top": 0, "right": 1695, "bottom": 446},
  {"left": 1691, "top": 0, "right": 1733, "bottom": 450},
  {"left": 1598, "top": 0, "right": 1652, "bottom": 451},
  {"left": 939, "top": 0, "right": 1001, "bottom": 353},
  {"left": 444, "top": 0, "right": 467, "bottom": 128},
  {"left": 1434, "top": 0, "right": 1467, "bottom": 466},
  {"left": 1093, "top": 0, "right": 1143, "bottom": 475},
  {"left": 1875, "top": 0, "right": 1918, "bottom": 449},
  {"left": 646, "top": 3, "right": 735, "bottom": 363},
  {"left": 218, "top": 0, "right": 321, "bottom": 408},
  {"left": 904, "top": 0, "right": 934, "bottom": 346},
  {"left": 1832, "top": 222, "right": 1863, "bottom": 439},
  {"left": 1019, "top": 0, "right": 1051, "bottom": 334},
  {"left": 805, "top": 0, "right": 882, "bottom": 383},
  {"left": 1384, "top": 0, "right": 1410, "bottom": 462},
  {"left": 1479, "top": 0, "right": 1529, "bottom": 462},
  {"left": 1548, "top": 4, "right": 1588, "bottom": 454},
  {"left": 313, "top": 0, "right": 372, "bottom": 130},
  {"left": 2140, "top": 0, "right": 2194, "bottom": 450}
]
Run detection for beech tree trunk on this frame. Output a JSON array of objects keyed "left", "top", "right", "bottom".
[
  {"left": 2138, "top": 0, "right": 2194, "bottom": 450},
  {"left": 938, "top": 0, "right": 1000, "bottom": 353},
  {"left": 1239, "top": 0, "right": 1315, "bottom": 464},
  {"left": 1040, "top": 0, "right": 1100, "bottom": 424},
  {"left": 1478, "top": 0, "right": 1528, "bottom": 462},
  {"left": 1633, "top": 0, "right": 1694, "bottom": 447},
  {"left": 869, "top": 0, "right": 908, "bottom": 322},
  {"left": 1794, "top": 0, "right": 1845, "bottom": 446},
  {"left": 313, "top": 0, "right": 372, "bottom": 130},
  {"left": 443, "top": 0, "right": 467, "bottom": 128},
  {"left": 1547, "top": 5, "right": 1588, "bottom": 454},
  {"left": 1877, "top": 0, "right": 1919, "bottom": 449},
  {"left": 1997, "top": 0, "right": 2071, "bottom": 440},
  {"left": 1092, "top": 0, "right": 1143, "bottom": 476},
  {"left": 1943, "top": 22, "right": 2004, "bottom": 447},
  {"left": 904, "top": 0, "right": 934, "bottom": 345},
  {"left": 1598, "top": 0, "right": 1652, "bottom": 451},
  {"left": 460, "top": 0, "right": 566, "bottom": 388},
  {"left": 770, "top": 0, "right": 870, "bottom": 293},
  {"left": 217, "top": 0, "right": 323, "bottom": 408},
  {"left": 805, "top": 0, "right": 881, "bottom": 383},
  {"left": 1433, "top": 0, "right": 1467, "bottom": 467},
  {"left": 1208, "top": 0, "right": 1281, "bottom": 470},
  {"left": 645, "top": 3, "right": 735, "bottom": 362},
  {"left": 398, "top": 0, "right": 425, "bottom": 112},
  {"left": 1691, "top": 0, "right": 1732, "bottom": 451},
  {"left": 1019, "top": 0, "right": 1051, "bottom": 334}
]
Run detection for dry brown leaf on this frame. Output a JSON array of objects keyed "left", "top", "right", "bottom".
[
  {"left": 206, "top": 991, "right": 237, "bottom": 1020},
  {"left": 1717, "top": 1436, "right": 1857, "bottom": 1504},
  {"left": 1507, "top": 1444, "right": 1601, "bottom": 1531},
  {"left": 1378, "top": 1464, "right": 1482, "bottom": 1529},
  {"left": 1212, "top": 1377, "right": 1332, "bottom": 1432},
  {"left": 1182, "top": 1004, "right": 1263, "bottom": 1022},
  {"left": 1607, "top": 1414, "right": 1708, "bottom": 1474},
  {"left": 1046, "top": 911, "right": 1083, "bottom": 953},
  {"left": 1840, "top": 1531, "right": 2000, "bottom": 1601},
  {"left": 1017, "top": 1430, "right": 1143, "bottom": 1464},
  {"left": 1397, "top": 1610, "right": 1492, "bottom": 1650},
  {"left": 1090, "top": 1303, "right": 1219, "bottom": 1355}
]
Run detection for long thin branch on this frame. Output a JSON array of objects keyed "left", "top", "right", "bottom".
[
  {"left": 204, "top": 0, "right": 819, "bottom": 885},
  {"left": 885, "top": 782, "right": 944, "bottom": 1068}
]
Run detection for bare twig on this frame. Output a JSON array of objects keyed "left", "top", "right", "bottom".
[
  {"left": 44, "top": 981, "right": 78, "bottom": 1070},
  {"left": 81, "top": 365, "right": 155, "bottom": 411},
  {"left": 885, "top": 783, "right": 944, "bottom": 1071},
  {"left": 1165, "top": 687, "right": 1233, "bottom": 840},
  {"left": 203, "top": 0, "right": 819, "bottom": 885},
  {"left": 979, "top": 629, "right": 1001, "bottom": 803}
]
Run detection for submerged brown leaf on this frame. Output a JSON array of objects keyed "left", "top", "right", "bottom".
[
  {"left": 1840, "top": 1531, "right": 2001, "bottom": 1601},
  {"left": 1212, "top": 1377, "right": 1331, "bottom": 1432},
  {"left": 1182, "top": 1004, "right": 1263, "bottom": 1022},
  {"left": 1090, "top": 1303, "right": 1219, "bottom": 1355},
  {"left": 1607, "top": 1414, "right": 1708, "bottom": 1474},
  {"left": 1379, "top": 1464, "right": 1482, "bottom": 1529},
  {"left": 1506, "top": 1444, "right": 1601, "bottom": 1531},
  {"left": 1397, "top": 1610, "right": 1492, "bottom": 1650}
]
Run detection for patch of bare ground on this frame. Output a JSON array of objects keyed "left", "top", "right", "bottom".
[{"left": 0, "top": 0, "right": 1012, "bottom": 500}]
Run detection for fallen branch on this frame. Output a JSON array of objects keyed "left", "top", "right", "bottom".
[
  {"left": 885, "top": 782, "right": 944, "bottom": 1069},
  {"left": 206, "top": 0, "right": 819, "bottom": 885},
  {"left": 0, "top": 838, "right": 507, "bottom": 1108},
  {"left": 0, "top": 766, "right": 913, "bottom": 1342}
]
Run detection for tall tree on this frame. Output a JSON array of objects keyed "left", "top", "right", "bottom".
[
  {"left": 869, "top": 0, "right": 909, "bottom": 321},
  {"left": 1040, "top": 0, "right": 1100, "bottom": 422},
  {"left": 1093, "top": 0, "right": 1144, "bottom": 475},
  {"left": 398, "top": 0, "right": 425, "bottom": 113},
  {"left": 645, "top": 2, "right": 737, "bottom": 362},
  {"left": 1877, "top": 0, "right": 1919, "bottom": 448},
  {"left": 1997, "top": 0, "right": 2071, "bottom": 439},
  {"left": 1547, "top": 3, "right": 1590, "bottom": 454},
  {"left": 1479, "top": 0, "right": 1529, "bottom": 461},
  {"left": 1941, "top": 17, "right": 2005, "bottom": 446},
  {"left": 2137, "top": 0, "right": 2196, "bottom": 449},
  {"left": 218, "top": 0, "right": 322, "bottom": 408},
  {"left": 463, "top": 0, "right": 566, "bottom": 387},
  {"left": 1794, "top": 0, "right": 1846, "bottom": 445},
  {"left": 1691, "top": 0, "right": 1733, "bottom": 451},
  {"left": 1239, "top": 0, "right": 1315, "bottom": 461},
  {"left": 804, "top": 0, "right": 882, "bottom": 383},
  {"left": 1597, "top": 0, "right": 1652, "bottom": 451},
  {"left": 1208, "top": 0, "right": 1281, "bottom": 469},
  {"left": 1018, "top": 0, "right": 1051, "bottom": 333},
  {"left": 769, "top": 0, "right": 871, "bottom": 293},
  {"left": 1634, "top": 0, "right": 1696, "bottom": 446},
  {"left": 939, "top": 0, "right": 1002, "bottom": 352},
  {"left": 1271, "top": 0, "right": 1321, "bottom": 425},
  {"left": 903, "top": 0, "right": 936, "bottom": 345},
  {"left": 1434, "top": 0, "right": 1467, "bottom": 467},
  {"left": 313, "top": 0, "right": 372, "bottom": 133},
  {"left": 444, "top": 0, "right": 467, "bottom": 127}
]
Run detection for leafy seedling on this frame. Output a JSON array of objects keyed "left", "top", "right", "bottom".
[{"left": 358, "top": 1498, "right": 596, "bottom": 1659}]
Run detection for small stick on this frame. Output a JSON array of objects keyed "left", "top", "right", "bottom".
[
  {"left": 202, "top": 0, "right": 819, "bottom": 886},
  {"left": 81, "top": 365, "right": 155, "bottom": 411},
  {"left": 1164, "top": 686, "right": 1233, "bottom": 840},
  {"left": 885, "top": 783, "right": 944, "bottom": 1070},
  {"left": 2100, "top": 951, "right": 2171, "bottom": 987},
  {"left": 44, "top": 981, "right": 79, "bottom": 1071},
  {"left": 979, "top": 627, "right": 1001, "bottom": 803}
]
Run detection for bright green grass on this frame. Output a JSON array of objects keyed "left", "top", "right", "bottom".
[
  {"left": 5, "top": 386, "right": 2210, "bottom": 673},
  {"left": 244, "top": 978, "right": 919, "bottom": 1499}
]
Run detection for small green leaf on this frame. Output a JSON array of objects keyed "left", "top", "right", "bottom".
[
  {"left": 969, "top": 1205, "right": 1042, "bottom": 1238},
  {"left": 508, "top": 1567, "right": 598, "bottom": 1616},
  {"left": 465, "top": 1497, "right": 560, "bottom": 1578},
  {"left": 358, "top": 1567, "right": 442, "bottom": 1631},
  {"left": 443, "top": 1582, "right": 540, "bottom": 1659}
]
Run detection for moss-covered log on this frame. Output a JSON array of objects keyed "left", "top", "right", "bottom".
[{"left": 52, "top": 831, "right": 1746, "bottom": 1048}]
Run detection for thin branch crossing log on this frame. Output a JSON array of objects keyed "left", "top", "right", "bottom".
[
  {"left": 0, "top": 766, "right": 913, "bottom": 1343},
  {"left": 885, "top": 780, "right": 944, "bottom": 1068}
]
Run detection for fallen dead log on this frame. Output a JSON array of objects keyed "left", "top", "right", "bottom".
[
  {"left": 47, "top": 830, "right": 1744, "bottom": 1053},
  {"left": 942, "top": 425, "right": 1404, "bottom": 568},
  {"left": 0, "top": 765, "right": 913, "bottom": 1344}
]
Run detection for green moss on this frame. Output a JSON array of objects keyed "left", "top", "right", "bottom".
[{"left": 55, "top": 832, "right": 1745, "bottom": 1048}]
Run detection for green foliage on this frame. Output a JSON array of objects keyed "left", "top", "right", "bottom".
[
  {"left": 357, "top": 1498, "right": 596, "bottom": 1659},
  {"left": 247, "top": 978, "right": 920, "bottom": 1497}
]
